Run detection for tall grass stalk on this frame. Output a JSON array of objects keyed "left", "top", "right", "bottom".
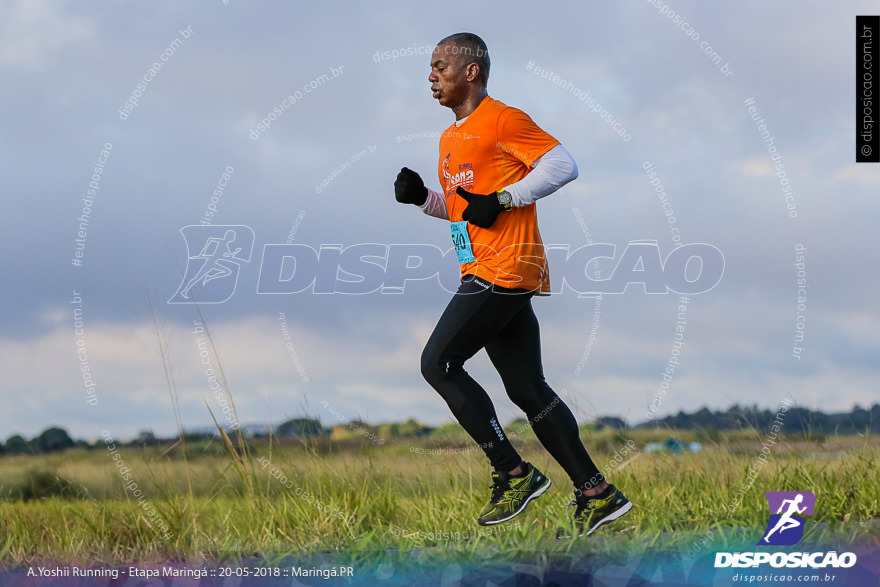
[{"left": 144, "top": 290, "right": 193, "bottom": 497}]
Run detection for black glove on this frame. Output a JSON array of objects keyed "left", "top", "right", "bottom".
[
  {"left": 394, "top": 167, "right": 428, "bottom": 206},
  {"left": 457, "top": 186, "right": 505, "bottom": 228}
]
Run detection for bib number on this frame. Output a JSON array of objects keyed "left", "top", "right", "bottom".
[{"left": 450, "top": 221, "right": 476, "bottom": 264}]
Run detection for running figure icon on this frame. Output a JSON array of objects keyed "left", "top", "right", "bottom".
[
  {"left": 762, "top": 493, "right": 807, "bottom": 544},
  {"left": 168, "top": 225, "right": 255, "bottom": 304},
  {"left": 180, "top": 230, "right": 243, "bottom": 299}
]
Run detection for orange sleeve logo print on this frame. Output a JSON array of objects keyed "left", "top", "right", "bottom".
[{"left": 437, "top": 97, "right": 560, "bottom": 292}]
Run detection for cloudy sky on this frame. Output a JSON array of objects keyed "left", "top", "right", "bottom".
[{"left": 1, "top": 0, "right": 877, "bottom": 440}]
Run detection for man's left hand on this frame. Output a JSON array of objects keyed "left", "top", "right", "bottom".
[{"left": 456, "top": 187, "right": 505, "bottom": 228}]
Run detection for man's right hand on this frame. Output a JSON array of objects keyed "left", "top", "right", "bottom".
[{"left": 394, "top": 167, "right": 428, "bottom": 206}]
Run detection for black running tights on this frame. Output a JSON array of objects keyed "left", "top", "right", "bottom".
[{"left": 420, "top": 276, "right": 604, "bottom": 491}]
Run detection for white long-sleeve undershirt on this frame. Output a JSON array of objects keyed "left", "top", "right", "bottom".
[
  {"left": 503, "top": 144, "right": 578, "bottom": 207},
  {"left": 419, "top": 187, "right": 449, "bottom": 219}
]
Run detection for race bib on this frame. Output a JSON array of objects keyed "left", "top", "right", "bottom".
[{"left": 450, "top": 221, "right": 476, "bottom": 264}]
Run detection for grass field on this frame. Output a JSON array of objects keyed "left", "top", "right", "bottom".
[{"left": 1, "top": 427, "right": 878, "bottom": 569}]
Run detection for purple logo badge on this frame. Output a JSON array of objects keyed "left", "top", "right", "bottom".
[{"left": 759, "top": 491, "right": 816, "bottom": 546}]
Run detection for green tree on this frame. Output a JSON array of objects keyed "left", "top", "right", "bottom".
[
  {"left": 398, "top": 418, "right": 429, "bottom": 437},
  {"left": 277, "top": 417, "right": 322, "bottom": 438},
  {"left": 5, "top": 434, "right": 30, "bottom": 455},
  {"left": 35, "top": 427, "right": 75, "bottom": 453}
]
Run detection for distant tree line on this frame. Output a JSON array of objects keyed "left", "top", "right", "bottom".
[
  {"left": 1, "top": 427, "right": 77, "bottom": 455},
  {"left": 3, "top": 404, "right": 878, "bottom": 455},
  {"left": 636, "top": 403, "right": 880, "bottom": 435}
]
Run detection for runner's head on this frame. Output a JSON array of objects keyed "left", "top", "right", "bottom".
[{"left": 429, "top": 32, "right": 490, "bottom": 110}]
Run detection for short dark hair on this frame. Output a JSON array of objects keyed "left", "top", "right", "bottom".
[{"left": 437, "top": 32, "right": 490, "bottom": 85}]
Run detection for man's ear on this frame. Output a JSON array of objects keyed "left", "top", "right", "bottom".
[{"left": 466, "top": 62, "right": 480, "bottom": 82}]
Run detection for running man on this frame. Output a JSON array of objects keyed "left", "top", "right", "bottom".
[
  {"left": 763, "top": 493, "right": 807, "bottom": 544},
  {"left": 180, "top": 229, "right": 243, "bottom": 299},
  {"left": 393, "top": 32, "right": 632, "bottom": 536}
]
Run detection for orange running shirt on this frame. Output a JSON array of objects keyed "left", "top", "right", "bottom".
[{"left": 438, "top": 96, "right": 559, "bottom": 292}]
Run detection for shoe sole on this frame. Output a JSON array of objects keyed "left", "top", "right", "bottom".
[
  {"left": 477, "top": 477, "right": 552, "bottom": 526},
  {"left": 582, "top": 500, "right": 633, "bottom": 536}
]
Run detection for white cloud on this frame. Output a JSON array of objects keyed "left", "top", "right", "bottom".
[
  {"left": 0, "top": 312, "right": 436, "bottom": 438},
  {"left": 0, "top": 0, "right": 92, "bottom": 69},
  {"left": 740, "top": 158, "right": 774, "bottom": 178},
  {"left": 832, "top": 164, "right": 880, "bottom": 185}
]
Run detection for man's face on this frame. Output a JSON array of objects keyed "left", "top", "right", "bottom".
[{"left": 428, "top": 43, "right": 472, "bottom": 109}]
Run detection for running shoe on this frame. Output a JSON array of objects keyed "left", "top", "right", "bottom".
[
  {"left": 477, "top": 461, "right": 551, "bottom": 526},
  {"left": 565, "top": 484, "right": 632, "bottom": 537}
]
